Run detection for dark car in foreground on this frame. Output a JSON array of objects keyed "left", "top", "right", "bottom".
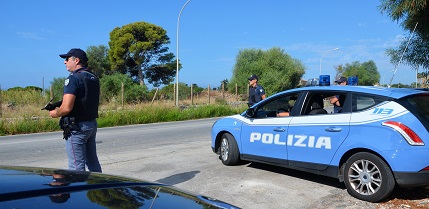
[
  {"left": 211, "top": 84, "right": 429, "bottom": 202},
  {"left": 0, "top": 165, "right": 239, "bottom": 209}
]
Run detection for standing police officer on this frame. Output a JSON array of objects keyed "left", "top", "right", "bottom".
[
  {"left": 49, "top": 48, "right": 102, "bottom": 173},
  {"left": 248, "top": 74, "right": 266, "bottom": 107}
]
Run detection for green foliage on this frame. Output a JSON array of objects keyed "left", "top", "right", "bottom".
[
  {"left": 192, "top": 84, "right": 205, "bottom": 93},
  {"left": 0, "top": 103, "right": 246, "bottom": 136},
  {"left": 215, "top": 97, "right": 228, "bottom": 105},
  {"left": 0, "top": 85, "right": 246, "bottom": 136},
  {"left": 336, "top": 60, "right": 380, "bottom": 86},
  {"left": 220, "top": 79, "right": 229, "bottom": 91},
  {"left": 158, "top": 82, "right": 190, "bottom": 100},
  {"left": 124, "top": 85, "right": 148, "bottom": 103},
  {"left": 108, "top": 21, "right": 177, "bottom": 87},
  {"left": 7, "top": 87, "right": 25, "bottom": 91},
  {"left": 24, "top": 86, "right": 42, "bottom": 92},
  {"left": 228, "top": 47, "right": 306, "bottom": 96},
  {"left": 96, "top": 104, "right": 245, "bottom": 128},
  {"left": 0, "top": 118, "right": 59, "bottom": 135},
  {"left": 3, "top": 88, "right": 46, "bottom": 105},
  {"left": 99, "top": 73, "right": 148, "bottom": 103},
  {"left": 379, "top": 0, "right": 429, "bottom": 70},
  {"left": 86, "top": 45, "right": 111, "bottom": 78},
  {"left": 48, "top": 77, "right": 67, "bottom": 101},
  {"left": 379, "top": 0, "right": 428, "bottom": 39}
]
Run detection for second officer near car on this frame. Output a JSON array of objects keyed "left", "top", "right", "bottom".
[{"left": 248, "top": 74, "right": 266, "bottom": 107}]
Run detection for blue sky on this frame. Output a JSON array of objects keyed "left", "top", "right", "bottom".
[{"left": 1, "top": 0, "right": 418, "bottom": 90}]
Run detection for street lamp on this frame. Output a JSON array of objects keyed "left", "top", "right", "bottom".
[
  {"left": 319, "top": 48, "right": 339, "bottom": 75},
  {"left": 176, "top": 0, "right": 191, "bottom": 107}
]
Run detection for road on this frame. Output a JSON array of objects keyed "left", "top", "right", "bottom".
[{"left": 0, "top": 118, "right": 381, "bottom": 209}]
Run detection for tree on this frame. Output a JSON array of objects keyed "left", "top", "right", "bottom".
[
  {"left": 337, "top": 61, "right": 380, "bottom": 86},
  {"left": 228, "top": 48, "right": 305, "bottom": 96},
  {"left": 221, "top": 79, "right": 229, "bottom": 91},
  {"left": 385, "top": 35, "right": 428, "bottom": 87},
  {"left": 379, "top": 0, "right": 429, "bottom": 40},
  {"left": 86, "top": 45, "right": 111, "bottom": 78},
  {"left": 108, "top": 21, "right": 177, "bottom": 87},
  {"left": 379, "top": 0, "right": 429, "bottom": 70}
]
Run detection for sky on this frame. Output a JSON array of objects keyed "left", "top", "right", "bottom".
[{"left": 0, "top": 0, "right": 419, "bottom": 91}]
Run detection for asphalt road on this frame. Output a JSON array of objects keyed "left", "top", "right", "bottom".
[{"left": 0, "top": 118, "right": 380, "bottom": 209}]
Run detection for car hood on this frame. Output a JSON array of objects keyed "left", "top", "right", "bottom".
[{"left": 0, "top": 166, "right": 239, "bottom": 209}]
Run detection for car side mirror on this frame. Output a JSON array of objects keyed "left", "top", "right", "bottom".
[{"left": 246, "top": 108, "right": 256, "bottom": 118}]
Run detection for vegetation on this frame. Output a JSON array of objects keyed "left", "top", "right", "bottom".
[
  {"left": 379, "top": 0, "right": 429, "bottom": 87},
  {"left": 5, "top": 2, "right": 428, "bottom": 136},
  {"left": 86, "top": 45, "right": 111, "bottom": 78},
  {"left": 0, "top": 88, "right": 246, "bottom": 136},
  {"left": 228, "top": 47, "right": 306, "bottom": 97},
  {"left": 108, "top": 21, "right": 177, "bottom": 87},
  {"left": 334, "top": 60, "right": 381, "bottom": 86}
]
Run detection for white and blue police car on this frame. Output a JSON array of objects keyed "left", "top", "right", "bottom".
[{"left": 211, "top": 76, "right": 429, "bottom": 202}]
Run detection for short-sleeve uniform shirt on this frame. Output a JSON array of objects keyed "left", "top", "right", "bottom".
[{"left": 249, "top": 85, "right": 265, "bottom": 105}]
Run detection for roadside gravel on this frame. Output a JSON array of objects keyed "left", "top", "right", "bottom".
[{"left": 306, "top": 186, "right": 429, "bottom": 209}]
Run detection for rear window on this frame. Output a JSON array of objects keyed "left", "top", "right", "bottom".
[
  {"left": 352, "top": 93, "right": 389, "bottom": 112},
  {"left": 404, "top": 94, "right": 429, "bottom": 121}
]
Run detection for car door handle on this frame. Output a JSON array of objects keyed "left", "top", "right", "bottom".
[
  {"left": 274, "top": 128, "right": 286, "bottom": 132},
  {"left": 325, "top": 127, "right": 342, "bottom": 132}
]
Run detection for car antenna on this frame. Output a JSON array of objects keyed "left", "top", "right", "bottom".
[{"left": 388, "top": 22, "right": 418, "bottom": 87}]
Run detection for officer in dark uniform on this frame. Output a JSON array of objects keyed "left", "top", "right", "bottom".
[
  {"left": 248, "top": 74, "right": 266, "bottom": 107},
  {"left": 49, "top": 48, "right": 102, "bottom": 173}
]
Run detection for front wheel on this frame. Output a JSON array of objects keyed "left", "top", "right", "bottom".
[
  {"left": 343, "top": 152, "right": 395, "bottom": 202},
  {"left": 220, "top": 133, "right": 240, "bottom": 166}
]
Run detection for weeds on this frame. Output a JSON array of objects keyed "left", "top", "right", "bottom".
[{"left": 0, "top": 90, "right": 247, "bottom": 136}]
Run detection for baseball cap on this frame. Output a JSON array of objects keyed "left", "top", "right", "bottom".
[
  {"left": 248, "top": 74, "right": 258, "bottom": 81},
  {"left": 59, "top": 48, "right": 88, "bottom": 62},
  {"left": 335, "top": 77, "right": 347, "bottom": 83}
]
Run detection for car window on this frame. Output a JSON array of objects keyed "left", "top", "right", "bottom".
[
  {"left": 254, "top": 93, "right": 299, "bottom": 118},
  {"left": 404, "top": 94, "right": 429, "bottom": 121},
  {"left": 302, "top": 93, "right": 334, "bottom": 115},
  {"left": 352, "top": 93, "right": 388, "bottom": 112}
]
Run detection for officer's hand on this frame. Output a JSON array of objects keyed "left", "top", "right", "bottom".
[{"left": 49, "top": 109, "right": 59, "bottom": 118}]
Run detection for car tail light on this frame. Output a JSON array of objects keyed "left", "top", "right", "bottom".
[
  {"left": 382, "top": 121, "right": 424, "bottom": 146},
  {"left": 421, "top": 166, "right": 429, "bottom": 171}
]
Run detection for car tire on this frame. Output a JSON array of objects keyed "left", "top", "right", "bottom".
[
  {"left": 343, "top": 152, "right": 395, "bottom": 202},
  {"left": 220, "top": 133, "right": 240, "bottom": 166}
]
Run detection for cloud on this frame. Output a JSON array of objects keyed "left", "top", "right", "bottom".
[{"left": 16, "top": 32, "right": 44, "bottom": 40}]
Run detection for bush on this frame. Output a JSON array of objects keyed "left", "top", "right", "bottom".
[{"left": 100, "top": 73, "right": 148, "bottom": 103}]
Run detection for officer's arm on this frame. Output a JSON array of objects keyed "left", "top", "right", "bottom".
[
  {"left": 49, "top": 94, "right": 75, "bottom": 118},
  {"left": 330, "top": 96, "right": 338, "bottom": 105},
  {"left": 262, "top": 94, "right": 266, "bottom": 100}
]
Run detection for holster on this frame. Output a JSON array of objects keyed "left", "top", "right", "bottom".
[{"left": 59, "top": 117, "right": 79, "bottom": 140}]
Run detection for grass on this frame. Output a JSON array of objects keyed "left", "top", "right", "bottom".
[{"left": 0, "top": 90, "right": 247, "bottom": 136}]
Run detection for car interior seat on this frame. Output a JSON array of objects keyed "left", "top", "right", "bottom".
[{"left": 308, "top": 95, "right": 328, "bottom": 115}]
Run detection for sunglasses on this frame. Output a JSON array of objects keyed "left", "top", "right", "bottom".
[{"left": 65, "top": 57, "right": 75, "bottom": 62}]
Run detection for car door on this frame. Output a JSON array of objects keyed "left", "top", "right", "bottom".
[
  {"left": 286, "top": 91, "right": 351, "bottom": 170},
  {"left": 240, "top": 92, "right": 300, "bottom": 162}
]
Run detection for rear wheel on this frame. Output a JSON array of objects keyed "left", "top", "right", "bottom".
[
  {"left": 343, "top": 152, "right": 395, "bottom": 202},
  {"left": 220, "top": 133, "right": 240, "bottom": 166}
]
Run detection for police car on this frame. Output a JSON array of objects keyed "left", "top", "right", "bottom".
[{"left": 211, "top": 76, "right": 429, "bottom": 202}]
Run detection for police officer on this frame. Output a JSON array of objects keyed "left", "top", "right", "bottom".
[
  {"left": 248, "top": 74, "right": 266, "bottom": 107},
  {"left": 330, "top": 76, "right": 348, "bottom": 113},
  {"left": 49, "top": 48, "right": 102, "bottom": 173}
]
